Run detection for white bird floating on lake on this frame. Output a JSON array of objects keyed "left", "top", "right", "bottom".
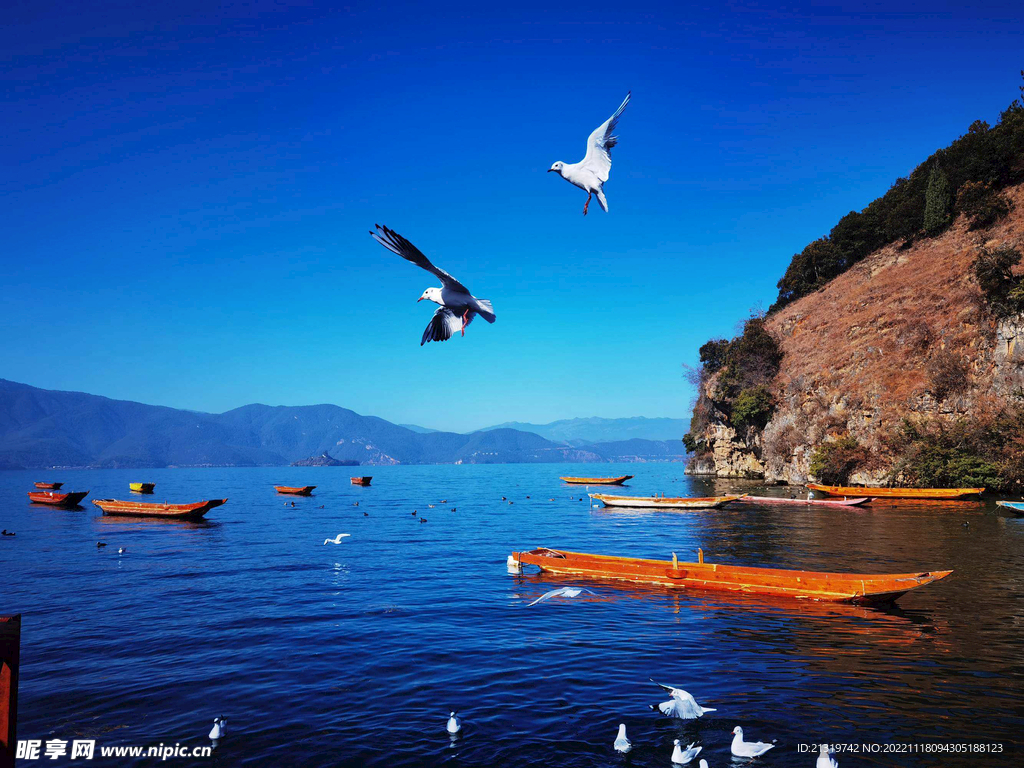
[
  {"left": 698, "top": 761, "right": 710, "bottom": 768},
  {"left": 731, "top": 726, "right": 776, "bottom": 758},
  {"left": 816, "top": 744, "right": 839, "bottom": 767},
  {"left": 548, "top": 92, "right": 630, "bottom": 215},
  {"left": 323, "top": 534, "right": 352, "bottom": 545},
  {"left": 613, "top": 723, "right": 631, "bottom": 753},
  {"left": 671, "top": 739, "right": 702, "bottom": 764},
  {"left": 370, "top": 224, "right": 496, "bottom": 345},
  {"left": 650, "top": 680, "right": 717, "bottom": 719},
  {"left": 446, "top": 711, "right": 461, "bottom": 734},
  {"left": 208, "top": 717, "right": 226, "bottom": 740},
  {"left": 526, "top": 586, "right": 597, "bottom": 607}
]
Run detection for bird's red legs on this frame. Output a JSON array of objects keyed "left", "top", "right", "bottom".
[
  {"left": 583, "top": 191, "right": 591, "bottom": 216},
  {"left": 461, "top": 310, "right": 470, "bottom": 336}
]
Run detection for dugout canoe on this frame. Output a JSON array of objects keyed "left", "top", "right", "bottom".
[
  {"left": 27, "top": 490, "right": 89, "bottom": 507},
  {"left": 996, "top": 500, "right": 1024, "bottom": 515},
  {"left": 130, "top": 482, "right": 155, "bottom": 494},
  {"left": 589, "top": 493, "right": 743, "bottom": 509},
  {"left": 735, "top": 495, "right": 870, "bottom": 508},
  {"left": 33, "top": 482, "right": 63, "bottom": 490},
  {"left": 92, "top": 498, "right": 227, "bottom": 519},
  {"left": 560, "top": 475, "right": 633, "bottom": 485},
  {"left": 510, "top": 548, "right": 952, "bottom": 605},
  {"left": 274, "top": 485, "right": 316, "bottom": 495},
  {"left": 351, "top": 477, "right": 372, "bottom": 486},
  {"left": 807, "top": 483, "right": 983, "bottom": 500}
]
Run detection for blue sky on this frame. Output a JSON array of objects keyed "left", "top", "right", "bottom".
[{"left": 3, "top": 1, "right": 1023, "bottom": 432}]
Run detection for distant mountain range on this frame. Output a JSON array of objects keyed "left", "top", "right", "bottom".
[
  {"left": 0, "top": 379, "right": 686, "bottom": 469},
  {"left": 481, "top": 416, "right": 689, "bottom": 444}
]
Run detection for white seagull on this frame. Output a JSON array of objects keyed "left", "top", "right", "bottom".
[
  {"left": 526, "top": 586, "right": 597, "bottom": 607},
  {"left": 671, "top": 739, "right": 702, "bottom": 764},
  {"left": 699, "top": 762, "right": 710, "bottom": 768},
  {"left": 208, "top": 717, "right": 226, "bottom": 740},
  {"left": 650, "top": 680, "right": 717, "bottom": 719},
  {"left": 370, "top": 224, "right": 496, "bottom": 345},
  {"left": 613, "top": 723, "right": 631, "bottom": 753},
  {"left": 548, "top": 92, "right": 630, "bottom": 215},
  {"left": 446, "top": 711, "right": 461, "bottom": 734},
  {"left": 323, "top": 534, "right": 352, "bottom": 545},
  {"left": 816, "top": 744, "right": 839, "bottom": 768},
  {"left": 731, "top": 726, "right": 776, "bottom": 758}
]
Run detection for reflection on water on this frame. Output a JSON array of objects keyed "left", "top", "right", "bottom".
[{"left": 3, "top": 465, "right": 1023, "bottom": 766}]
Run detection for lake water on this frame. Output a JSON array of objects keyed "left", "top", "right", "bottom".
[{"left": 2, "top": 464, "right": 1023, "bottom": 766}]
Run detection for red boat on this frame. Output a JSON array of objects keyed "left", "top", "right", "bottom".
[
  {"left": 34, "top": 482, "right": 63, "bottom": 490},
  {"left": 351, "top": 477, "right": 372, "bottom": 486},
  {"left": 27, "top": 490, "right": 89, "bottom": 507},
  {"left": 274, "top": 485, "right": 316, "bottom": 495},
  {"left": 92, "top": 498, "right": 227, "bottom": 519}
]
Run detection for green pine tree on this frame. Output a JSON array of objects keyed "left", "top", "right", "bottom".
[{"left": 924, "top": 165, "right": 953, "bottom": 234}]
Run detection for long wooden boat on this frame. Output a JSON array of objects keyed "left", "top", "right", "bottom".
[
  {"left": 274, "top": 485, "right": 316, "bottom": 495},
  {"left": 590, "top": 493, "right": 743, "bottom": 509},
  {"left": 351, "top": 477, "right": 372, "bottom": 486},
  {"left": 560, "top": 475, "right": 633, "bottom": 485},
  {"left": 510, "top": 548, "right": 953, "bottom": 605},
  {"left": 34, "top": 482, "right": 63, "bottom": 490},
  {"left": 807, "top": 483, "right": 983, "bottom": 500},
  {"left": 735, "top": 495, "right": 870, "bottom": 508},
  {"left": 92, "top": 498, "right": 227, "bottom": 519},
  {"left": 28, "top": 490, "right": 89, "bottom": 507},
  {"left": 996, "top": 500, "right": 1024, "bottom": 515},
  {"left": 130, "top": 482, "right": 155, "bottom": 494}
]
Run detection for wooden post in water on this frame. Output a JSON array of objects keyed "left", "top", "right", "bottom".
[{"left": 0, "top": 615, "right": 20, "bottom": 768}]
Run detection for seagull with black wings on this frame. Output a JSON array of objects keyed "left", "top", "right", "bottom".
[{"left": 370, "top": 224, "right": 496, "bottom": 345}]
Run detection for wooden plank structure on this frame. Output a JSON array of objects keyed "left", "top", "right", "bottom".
[
  {"left": 996, "top": 500, "right": 1024, "bottom": 515},
  {"left": 274, "top": 485, "right": 316, "bottom": 495},
  {"left": 0, "top": 615, "right": 20, "bottom": 768},
  {"left": 560, "top": 475, "right": 632, "bottom": 485},
  {"left": 734, "top": 495, "right": 870, "bottom": 508},
  {"left": 807, "top": 483, "right": 983, "bottom": 500},
  {"left": 92, "top": 498, "right": 226, "bottom": 519},
  {"left": 27, "top": 490, "right": 89, "bottom": 507},
  {"left": 589, "top": 493, "right": 742, "bottom": 509},
  {"left": 33, "top": 482, "right": 62, "bottom": 490},
  {"left": 510, "top": 548, "right": 953, "bottom": 605}
]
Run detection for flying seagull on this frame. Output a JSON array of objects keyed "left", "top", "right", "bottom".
[
  {"left": 650, "top": 680, "right": 717, "bottom": 719},
  {"left": 526, "top": 586, "right": 597, "bottom": 607},
  {"left": 370, "top": 225, "right": 496, "bottom": 345},
  {"left": 323, "top": 534, "right": 351, "bottom": 545},
  {"left": 730, "top": 726, "right": 776, "bottom": 758},
  {"left": 548, "top": 92, "right": 630, "bottom": 215}
]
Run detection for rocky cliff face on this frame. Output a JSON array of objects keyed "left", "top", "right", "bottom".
[{"left": 690, "top": 183, "right": 1024, "bottom": 483}]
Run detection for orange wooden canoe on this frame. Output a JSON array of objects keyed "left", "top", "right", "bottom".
[
  {"left": 351, "top": 477, "right": 372, "bottom": 486},
  {"left": 274, "top": 485, "right": 316, "bottom": 495},
  {"left": 92, "top": 498, "right": 226, "bottom": 519},
  {"left": 34, "top": 482, "right": 63, "bottom": 490},
  {"left": 590, "top": 493, "right": 742, "bottom": 509},
  {"left": 807, "top": 483, "right": 983, "bottom": 500},
  {"left": 560, "top": 475, "right": 633, "bottom": 485},
  {"left": 27, "top": 490, "right": 88, "bottom": 507},
  {"left": 510, "top": 548, "right": 953, "bottom": 605}
]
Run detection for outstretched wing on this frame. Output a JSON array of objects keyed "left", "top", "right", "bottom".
[
  {"left": 580, "top": 91, "right": 630, "bottom": 183},
  {"left": 421, "top": 306, "right": 463, "bottom": 346},
  {"left": 371, "top": 224, "right": 469, "bottom": 293}
]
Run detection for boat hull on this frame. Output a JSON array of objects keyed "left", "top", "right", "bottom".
[
  {"left": 92, "top": 499, "right": 227, "bottom": 519},
  {"left": 130, "top": 483, "right": 155, "bottom": 494},
  {"left": 511, "top": 548, "right": 952, "bottom": 605},
  {"left": 590, "top": 493, "right": 742, "bottom": 509},
  {"left": 351, "top": 477, "right": 372, "bottom": 486},
  {"left": 807, "top": 483, "right": 983, "bottom": 500},
  {"left": 996, "top": 500, "right": 1024, "bottom": 515},
  {"left": 736, "top": 495, "right": 870, "bottom": 508},
  {"left": 27, "top": 491, "right": 89, "bottom": 507},
  {"left": 560, "top": 475, "right": 633, "bottom": 485},
  {"left": 274, "top": 486, "right": 316, "bottom": 495},
  {"left": 34, "top": 482, "right": 63, "bottom": 490}
]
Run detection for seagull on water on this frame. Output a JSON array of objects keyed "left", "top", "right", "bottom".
[
  {"left": 526, "top": 586, "right": 597, "bottom": 607},
  {"left": 731, "top": 726, "right": 775, "bottom": 758},
  {"left": 698, "top": 762, "right": 709, "bottom": 768},
  {"left": 548, "top": 92, "right": 630, "bottom": 215},
  {"left": 370, "top": 224, "right": 496, "bottom": 345},
  {"left": 446, "top": 711, "right": 461, "bottom": 734},
  {"left": 650, "top": 680, "right": 716, "bottom": 719},
  {"left": 671, "top": 739, "right": 701, "bottom": 764},
  {"left": 209, "top": 717, "right": 226, "bottom": 740},
  {"left": 323, "top": 534, "right": 351, "bottom": 545},
  {"left": 613, "top": 723, "right": 631, "bottom": 753},
  {"left": 816, "top": 744, "right": 838, "bottom": 767}
]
